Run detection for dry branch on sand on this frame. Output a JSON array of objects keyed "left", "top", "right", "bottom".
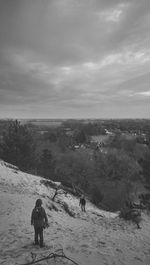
[{"left": 20, "top": 249, "right": 79, "bottom": 265}]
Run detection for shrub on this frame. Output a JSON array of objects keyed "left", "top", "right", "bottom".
[
  {"left": 90, "top": 185, "right": 103, "bottom": 206},
  {"left": 120, "top": 206, "right": 142, "bottom": 228}
]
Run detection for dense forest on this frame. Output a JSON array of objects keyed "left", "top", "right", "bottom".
[{"left": 0, "top": 119, "right": 150, "bottom": 212}]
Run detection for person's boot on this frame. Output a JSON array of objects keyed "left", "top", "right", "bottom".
[
  {"left": 34, "top": 241, "right": 39, "bottom": 245},
  {"left": 40, "top": 240, "right": 44, "bottom": 247}
]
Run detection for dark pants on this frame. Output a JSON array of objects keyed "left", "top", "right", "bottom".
[
  {"left": 34, "top": 226, "right": 43, "bottom": 247},
  {"left": 81, "top": 204, "right": 86, "bottom": 212}
]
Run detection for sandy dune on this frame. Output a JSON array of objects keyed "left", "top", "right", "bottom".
[{"left": 0, "top": 160, "right": 150, "bottom": 265}]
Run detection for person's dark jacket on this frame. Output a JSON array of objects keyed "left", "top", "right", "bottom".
[
  {"left": 79, "top": 198, "right": 86, "bottom": 206},
  {"left": 31, "top": 206, "right": 48, "bottom": 228}
]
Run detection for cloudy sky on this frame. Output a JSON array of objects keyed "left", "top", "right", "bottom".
[{"left": 0, "top": 0, "right": 150, "bottom": 119}]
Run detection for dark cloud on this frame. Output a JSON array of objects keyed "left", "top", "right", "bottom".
[{"left": 0, "top": 0, "right": 150, "bottom": 118}]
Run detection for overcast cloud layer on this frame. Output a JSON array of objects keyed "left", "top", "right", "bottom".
[{"left": 0, "top": 0, "right": 150, "bottom": 118}]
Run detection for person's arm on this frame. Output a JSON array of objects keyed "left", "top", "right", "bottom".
[
  {"left": 43, "top": 208, "right": 48, "bottom": 224},
  {"left": 31, "top": 209, "right": 34, "bottom": 225}
]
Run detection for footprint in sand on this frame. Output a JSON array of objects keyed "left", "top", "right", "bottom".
[
  {"left": 80, "top": 244, "right": 90, "bottom": 253},
  {"left": 97, "top": 240, "right": 106, "bottom": 247},
  {"left": 116, "top": 248, "right": 123, "bottom": 253},
  {"left": 134, "top": 256, "right": 143, "bottom": 262},
  {"left": 1, "top": 236, "right": 8, "bottom": 242},
  {"left": 66, "top": 245, "right": 77, "bottom": 252}
]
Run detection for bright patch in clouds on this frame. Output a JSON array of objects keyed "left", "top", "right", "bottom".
[
  {"left": 136, "top": 91, "right": 150, "bottom": 96},
  {"left": 99, "top": 3, "right": 129, "bottom": 22}
]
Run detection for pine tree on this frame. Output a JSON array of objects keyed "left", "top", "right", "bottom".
[{"left": 37, "top": 149, "right": 55, "bottom": 179}]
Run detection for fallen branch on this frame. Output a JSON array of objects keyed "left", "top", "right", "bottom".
[
  {"left": 52, "top": 187, "right": 67, "bottom": 201},
  {"left": 21, "top": 249, "right": 79, "bottom": 265}
]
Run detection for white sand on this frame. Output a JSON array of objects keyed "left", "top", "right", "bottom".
[{"left": 0, "top": 160, "right": 150, "bottom": 265}]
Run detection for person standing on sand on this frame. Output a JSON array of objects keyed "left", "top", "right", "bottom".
[
  {"left": 79, "top": 195, "right": 86, "bottom": 212},
  {"left": 31, "top": 199, "right": 48, "bottom": 247}
]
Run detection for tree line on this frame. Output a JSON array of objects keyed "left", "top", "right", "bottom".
[{"left": 0, "top": 120, "right": 150, "bottom": 211}]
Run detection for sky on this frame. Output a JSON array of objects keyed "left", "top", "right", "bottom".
[{"left": 0, "top": 0, "right": 150, "bottom": 119}]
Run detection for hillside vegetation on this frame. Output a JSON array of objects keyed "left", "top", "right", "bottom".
[{"left": 0, "top": 119, "right": 150, "bottom": 212}]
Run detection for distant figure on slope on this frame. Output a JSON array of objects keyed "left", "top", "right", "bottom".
[
  {"left": 79, "top": 195, "right": 86, "bottom": 212},
  {"left": 31, "top": 199, "right": 48, "bottom": 247}
]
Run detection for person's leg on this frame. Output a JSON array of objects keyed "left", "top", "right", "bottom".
[
  {"left": 83, "top": 205, "right": 86, "bottom": 212},
  {"left": 34, "top": 226, "right": 39, "bottom": 245},
  {"left": 39, "top": 227, "right": 44, "bottom": 247}
]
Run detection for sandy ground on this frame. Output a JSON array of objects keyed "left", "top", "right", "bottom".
[{"left": 1, "top": 160, "right": 150, "bottom": 265}]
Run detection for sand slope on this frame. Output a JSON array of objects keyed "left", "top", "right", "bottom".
[{"left": 0, "top": 160, "right": 150, "bottom": 265}]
